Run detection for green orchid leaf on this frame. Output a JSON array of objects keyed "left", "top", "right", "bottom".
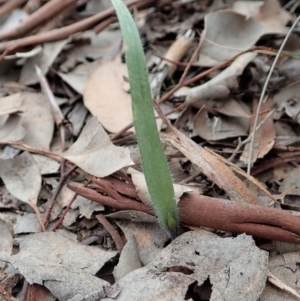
[{"left": 111, "top": 0, "right": 179, "bottom": 236}]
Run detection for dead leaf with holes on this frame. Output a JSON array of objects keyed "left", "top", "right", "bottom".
[
  {"left": 105, "top": 231, "right": 268, "bottom": 301},
  {"left": 61, "top": 117, "right": 133, "bottom": 177}
]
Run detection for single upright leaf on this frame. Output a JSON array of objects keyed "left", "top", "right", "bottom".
[{"left": 111, "top": 0, "right": 179, "bottom": 235}]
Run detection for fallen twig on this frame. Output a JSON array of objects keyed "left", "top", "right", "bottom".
[
  {"left": 0, "top": 0, "right": 78, "bottom": 41},
  {"left": 0, "top": 0, "right": 157, "bottom": 56},
  {"left": 0, "top": 0, "right": 27, "bottom": 17}
]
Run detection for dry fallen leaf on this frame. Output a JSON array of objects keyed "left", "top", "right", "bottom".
[
  {"left": 0, "top": 219, "right": 13, "bottom": 269},
  {"left": 60, "top": 29, "right": 122, "bottom": 72},
  {"left": 58, "top": 59, "right": 103, "bottom": 94},
  {"left": 127, "top": 167, "right": 192, "bottom": 206},
  {"left": 32, "top": 154, "right": 60, "bottom": 175},
  {"left": 116, "top": 220, "right": 169, "bottom": 266},
  {"left": 0, "top": 232, "right": 118, "bottom": 301},
  {"left": 0, "top": 151, "right": 41, "bottom": 209},
  {"left": 0, "top": 114, "right": 26, "bottom": 143},
  {"left": 279, "top": 166, "right": 300, "bottom": 196},
  {"left": 106, "top": 231, "right": 268, "bottom": 301},
  {"left": 241, "top": 99, "right": 275, "bottom": 164},
  {"left": 84, "top": 55, "right": 134, "bottom": 133},
  {"left": 193, "top": 107, "right": 249, "bottom": 141},
  {"left": 113, "top": 235, "right": 142, "bottom": 281},
  {"left": 163, "top": 127, "right": 276, "bottom": 205},
  {"left": 19, "top": 39, "right": 69, "bottom": 86},
  {"left": 56, "top": 183, "right": 104, "bottom": 219},
  {"left": 187, "top": 52, "right": 257, "bottom": 106},
  {"left": 273, "top": 80, "right": 300, "bottom": 124},
  {"left": 61, "top": 117, "right": 133, "bottom": 177},
  {"left": 0, "top": 92, "right": 54, "bottom": 150},
  {"left": 260, "top": 252, "right": 300, "bottom": 300},
  {"left": 232, "top": 0, "right": 291, "bottom": 33},
  {"left": 197, "top": 5, "right": 289, "bottom": 66},
  {"left": 0, "top": 9, "right": 28, "bottom": 33}
]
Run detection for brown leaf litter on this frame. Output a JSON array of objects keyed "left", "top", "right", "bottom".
[{"left": 1, "top": 0, "right": 300, "bottom": 300}]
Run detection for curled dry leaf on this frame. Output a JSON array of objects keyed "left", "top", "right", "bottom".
[
  {"left": 61, "top": 117, "right": 133, "bottom": 177},
  {"left": 186, "top": 52, "right": 257, "bottom": 106}
]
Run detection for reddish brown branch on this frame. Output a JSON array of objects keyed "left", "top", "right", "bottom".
[
  {"left": 67, "top": 184, "right": 154, "bottom": 215},
  {"left": 68, "top": 184, "right": 300, "bottom": 244},
  {"left": 178, "top": 193, "right": 300, "bottom": 244}
]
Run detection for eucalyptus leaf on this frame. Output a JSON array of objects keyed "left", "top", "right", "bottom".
[{"left": 111, "top": 0, "right": 179, "bottom": 235}]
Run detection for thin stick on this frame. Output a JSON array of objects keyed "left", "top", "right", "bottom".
[
  {"left": 96, "top": 214, "right": 125, "bottom": 253},
  {"left": 247, "top": 15, "right": 300, "bottom": 174},
  {"left": 0, "top": 0, "right": 155, "bottom": 55},
  {"left": 0, "top": 0, "right": 77, "bottom": 40},
  {"left": 43, "top": 160, "right": 77, "bottom": 227},
  {"left": 0, "top": 0, "right": 27, "bottom": 16}
]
